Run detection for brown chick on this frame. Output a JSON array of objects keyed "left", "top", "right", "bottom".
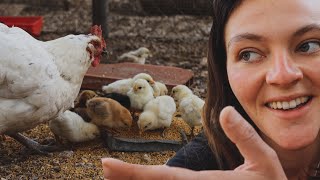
[
  {"left": 86, "top": 97, "right": 133, "bottom": 131},
  {"left": 74, "top": 90, "right": 98, "bottom": 108},
  {"left": 72, "top": 90, "right": 98, "bottom": 122}
]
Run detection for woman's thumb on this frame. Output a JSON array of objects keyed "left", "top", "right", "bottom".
[{"left": 219, "top": 106, "right": 277, "bottom": 164}]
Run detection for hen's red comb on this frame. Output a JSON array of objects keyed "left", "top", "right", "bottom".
[{"left": 91, "top": 25, "right": 106, "bottom": 49}]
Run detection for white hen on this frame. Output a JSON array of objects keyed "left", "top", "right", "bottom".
[
  {"left": 127, "top": 79, "right": 154, "bottom": 111},
  {"left": 102, "top": 73, "right": 155, "bottom": 95},
  {"left": 118, "top": 47, "right": 152, "bottom": 64},
  {"left": 0, "top": 23, "right": 106, "bottom": 153},
  {"left": 138, "top": 95, "right": 176, "bottom": 135},
  {"left": 49, "top": 110, "right": 100, "bottom": 143},
  {"left": 171, "top": 85, "right": 205, "bottom": 136}
]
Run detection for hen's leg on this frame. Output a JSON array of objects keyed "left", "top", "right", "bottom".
[{"left": 7, "top": 133, "right": 63, "bottom": 154}]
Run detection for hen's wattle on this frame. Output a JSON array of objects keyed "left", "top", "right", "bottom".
[{"left": 90, "top": 25, "right": 106, "bottom": 67}]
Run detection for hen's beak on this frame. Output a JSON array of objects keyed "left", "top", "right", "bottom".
[{"left": 102, "top": 49, "right": 109, "bottom": 57}]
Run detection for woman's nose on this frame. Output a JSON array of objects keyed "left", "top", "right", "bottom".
[{"left": 266, "top": 54, "right": 303, "bottom": 86}]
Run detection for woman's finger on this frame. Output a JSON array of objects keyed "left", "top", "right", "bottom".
[
  {"left": 101, "top": 158, "right": 263, "bottom": 180},
  {"left": 219, "top": 106, "right": 275, "bottom": 163},
  {"left": 219, "top": 106, "right": 285, "bottom": 178},
  {"left": 102, "top": 158, "right": 199, "bottom": 180}
]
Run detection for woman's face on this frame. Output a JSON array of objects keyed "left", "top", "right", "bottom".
[{"left": 225, "top": 0, "right": 320, "bottom": 150}]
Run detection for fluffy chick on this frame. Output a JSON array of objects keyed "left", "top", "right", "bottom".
[
  {"left": 74, "top": 90, "right": 98, "bottom": 108},
  {"left": 151, "top": 81, "right": 168, "bottom": 97},
  {"left": 171, "top": 85, "right": 205, "bottom": 136},
  {"left": 86, "top": 97, "right": 133, "bottom": 130},
  {"left": 49, "top": 110, "right": 100, "bottom": 143},
  {"left": 127, "top": 79, "right": 154, "bottom": 111},
  {"left": 138, "top": 95, "right": 176, "bottom": 136},
  {"left": 72, "top": 90, "right": 98, "bottom": 122},
  {"left": 118, "top": 47, "right": 152, "bottom": 64},
  {"left": 102, "top": 73, "right": 155, "bottom": 95}
]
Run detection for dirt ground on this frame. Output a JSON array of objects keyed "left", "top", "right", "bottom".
[{"left": 0, "top": 0, "right": 212, "bottom": 179}]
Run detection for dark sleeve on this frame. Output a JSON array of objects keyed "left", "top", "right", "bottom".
[{"left": 166, "top": 132, "right": 218, "bottom": 171}]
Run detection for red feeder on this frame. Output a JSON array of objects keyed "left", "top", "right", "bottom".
[{"left": 0, "top": 16, "right": 43, "bottom": 36}]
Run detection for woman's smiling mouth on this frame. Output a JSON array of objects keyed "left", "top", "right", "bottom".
[{"left": 266, "top": 96, "right": 312, "bottom": 110}]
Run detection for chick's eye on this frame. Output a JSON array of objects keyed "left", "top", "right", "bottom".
[
  {"left": 239, "top": 51, "right": 263, "bottom": 62},
  {"left": 144, "top": 125, "right": 148, "bottom": 128},
  {"left": 138, "top": 87, "right": 142, "bottom": 89},
  {"left": 297, "top": 41, "right": 320, "bottom": 54}
]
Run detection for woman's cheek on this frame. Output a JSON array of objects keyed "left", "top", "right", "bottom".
[{"left": 228, "top": 68, "right": 250, "bottom": 102}]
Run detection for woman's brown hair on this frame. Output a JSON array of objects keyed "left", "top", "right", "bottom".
[{"left": 203, "top": 0, "right": 257, "bottom": 169}]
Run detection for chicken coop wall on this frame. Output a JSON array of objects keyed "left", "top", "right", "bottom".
[{"left": 109, "top": 0, "right": 213, "bottom": 16}]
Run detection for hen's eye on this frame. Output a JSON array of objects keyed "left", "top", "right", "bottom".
[
  {"left": 239, "top": 51, "right": 263, "bottom": 62},
  {"left": 297, "top": 41, "right": 320, "bottom": 54}
]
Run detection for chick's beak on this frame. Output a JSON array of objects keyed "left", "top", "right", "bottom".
[{"left": 133, "top": 85, "right": 138, "bottom": 92}]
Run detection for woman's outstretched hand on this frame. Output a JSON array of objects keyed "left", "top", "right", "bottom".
[{"left": 101, "top": 106, "right": 287, "bottom": 180}]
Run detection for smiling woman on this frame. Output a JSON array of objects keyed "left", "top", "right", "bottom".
[{"left": 101, "top": 0, "right": 320, "bottom": 179}]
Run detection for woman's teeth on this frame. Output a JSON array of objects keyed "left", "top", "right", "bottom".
[{"left": 267, "top": 96, "right": 309, "bottom": 110}]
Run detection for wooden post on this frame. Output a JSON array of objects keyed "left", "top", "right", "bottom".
[{"left": 92, "top": 0, "right": 108, "bottom": 39}]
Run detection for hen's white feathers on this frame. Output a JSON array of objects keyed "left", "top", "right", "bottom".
[{"left": 0, "top": 23, "right": 101, "bottom": 134}]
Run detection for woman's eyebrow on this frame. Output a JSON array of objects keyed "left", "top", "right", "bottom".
[
  {"left": 227, "top": 33, "right": 265, "bottom": 49},
  {"left": 293, "top": 23, "right": 320, "bottom": 37}
]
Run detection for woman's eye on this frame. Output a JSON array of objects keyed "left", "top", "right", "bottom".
[
  {"left": 297, "top": 41, "right": 320, "bottom": 54},
  {"left": 238, "top": 51, "right": 263, "bottom": 62}
]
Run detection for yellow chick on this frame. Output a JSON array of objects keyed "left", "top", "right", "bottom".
[
  {"left": 155, "top": 81, "right": 168, "bottom": 96},
  {"left": 138, "top": 95, "right": 176, "bottom": 136},
  {"left": 151, "top": 81, "right": 168, "bottom": 97},
  {"left": 102, "top": 73, "right": 155, "bottom": 96},
  {"left": 86, "top": 97, "right": 133, "bottom": 130},
  {"left": 171, "top": 85, "right": 205, "bottom": 136},
  {"left": 49, "top": 110, "right": 100, "bottom": 143},
  {"left": 127, "top": 79, "right": 154, "bottom": 111},
  {"left": 118, "top": 47, "right": 152, "bottom": 64}
]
